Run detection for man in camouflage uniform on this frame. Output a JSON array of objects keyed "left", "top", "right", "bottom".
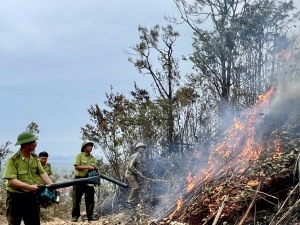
[
  {"left": 34, "top": 151, "right": 53, "bottom": 185},
  {"left": 71, "top": 140, "right": 98, "bottom": 222},
  {"left": 125, "top": 142, "right": 146, "bottom": 209},
  {"left": 2, "top": 131, "right": 52, "bottom": 225}
]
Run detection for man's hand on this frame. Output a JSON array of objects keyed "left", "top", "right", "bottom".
[
  {"left": 138, "top": 172, "right": 144, "bottom": 178},
  {"left": 29, "top": 184, "right": 40, "bottom": 192},
  {"left": 88, "top": 166, "right": 95, "bottom": 171}
]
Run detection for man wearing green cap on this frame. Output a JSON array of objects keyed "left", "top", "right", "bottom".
[
  {"left": 2, "top": 131, "right": 53, "bottom": 225},
  {"left": 125, "top": 142, "right": 147, "bottom": 210},
  {"left": 71, "top": 140, "right": 98, "bottom": 222}
]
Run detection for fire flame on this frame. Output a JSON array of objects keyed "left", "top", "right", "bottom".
[
  {"left": 169, "top": 197, "right": 183, "bottom": 219},
  {"left": 168, "top": 87, "right": 276, "bottom": 221},
  {"left": 272, "top": 138, "right": 282, "bottom": 160},
  {"left": 187, "top": 172, "right": 195, "bottom": 192},
  {"left": 210, "top": 87, "right": 274, "bottom": 174}
]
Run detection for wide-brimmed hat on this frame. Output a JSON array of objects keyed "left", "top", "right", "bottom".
[
  {"left": 135, "top": 142, "right": 146, "bottom": 150},
  {"left": 81, "top": 140, "right": 94, "bottom": 152}
]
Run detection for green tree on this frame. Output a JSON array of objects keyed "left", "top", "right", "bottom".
[
  {"left": 128, "top": 24, "right": 182, "bottom": 153},
  {"left": 26, "top": 122, "right": 40, "bottom": 135},
  {"left": 0, "top": 141, "right": 12, "bottom": 174},
  {"left": 0, "top": 121, "right": 39, "bottom": 174},
  {"left": 172, "top": 0, "right": 299, "bottom": 130},
  {"left": 129, "top": 83, "right": 164, "bottom": 156},
  {"left": 81, "top": 88, "right": 138, "bottom": 180}
]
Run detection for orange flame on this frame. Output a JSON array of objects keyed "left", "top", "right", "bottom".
[
  {"left": 233, "top": 116, "right": 244, "bottom": 130},
  {"left": 187, "top": 172, "right": 195, "bottom": 192},
  {"left": 272, "top": 138, "right": 282, "bottom": 160},
  {"left": 247, "top": 179, "right": 260, "bottom": 186},
  {"left": 169, "top": 87, "right": 277, "bottom": 222},
  {"left": 210, "top": 87, "right": 274, "bottom": 174},
  {"left": 169, "top": 197, "right": 183, "bottom": 219}
]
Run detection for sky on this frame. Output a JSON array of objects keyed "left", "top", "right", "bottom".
[
  {"left": 1, "top": 1, "right": 300, "bottom": 165},
  {"left": 0, "top": 0, "right": 194, "bottom": 163}
]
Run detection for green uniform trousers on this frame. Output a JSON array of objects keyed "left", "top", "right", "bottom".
[
  {"left": 6, "top": 191, "right": 40, "bottom": 225},
  {"left": 126, "top": 175, "right": 141, "bottom": 206},
  {"left": 72, "top": 183, "right": 95, "bottom": 219}
]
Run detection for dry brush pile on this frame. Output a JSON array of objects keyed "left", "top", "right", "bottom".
[{"left": 155, "top": 87, "right": 300, "bottom": 225}]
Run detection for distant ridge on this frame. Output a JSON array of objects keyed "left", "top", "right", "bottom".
[{"left": 48, "top": 155, "right": 74, "bottom": 166}]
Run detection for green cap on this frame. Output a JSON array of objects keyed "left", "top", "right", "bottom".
[
  {"left": 15, "top": 131, "right": 38, "bottom": 146},
  {"left": 81, "top": 140, "right": 94, "bottom": 152}
]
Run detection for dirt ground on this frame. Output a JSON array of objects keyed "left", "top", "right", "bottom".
[{"left": 0, "top": 213, "right": 143, "bottom": 225}]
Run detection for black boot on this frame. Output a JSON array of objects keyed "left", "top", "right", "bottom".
[
  {"left": 87, "top": 215, "right": 98, "bottom": 221},
  {"left": 71, "top": 216, "right": 79, "bottom": 222}
]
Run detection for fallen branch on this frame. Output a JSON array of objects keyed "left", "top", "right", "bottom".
[
  {"left": 274, "top": 198, "right": 300, "bottom": 225},
  {"left": 212, "top": 195, "right": 229, "bottom": 225},
  {"left": 238, "top": 180, "right": 262, "bottom": 225},
  {"left": 269, "top": 183, "right": 300, "bottom": 225}
]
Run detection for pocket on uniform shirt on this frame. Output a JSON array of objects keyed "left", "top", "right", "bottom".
[
  {"left": 18, "top": 170, "right": 30, "bottom": 183},
  {"left": 19, "top": 170, "right": 27, "bottom": 175}
]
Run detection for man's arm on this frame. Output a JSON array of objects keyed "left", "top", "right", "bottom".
[
  {"left": 127, "top": 155, "right": 143, "bottom": 177},
  {"left": 8, "top": 178, "right": 39, "bottom": 192},
  {"left": 40, "top": 172, "right": 52, "bottom": 185},
  {"left": 74, "top": 154, "right": 95, "bottom": 171},
  {"left": 48, "top": 164, "right": 54, "bottom": 176},
  {"left": 75, "top": 165, "right": 95, "bottom": 171}
]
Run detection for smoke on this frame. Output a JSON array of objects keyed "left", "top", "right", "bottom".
[
  {"left": 254, "top": 31, "right": 300, "bottom": 138},
  {"left": 146, "top": 37, "right": 300, "bottom": 220},
  {"left": 256, "top": 82, "right": 300, "bottom": 138},
  {"left": 270, "top": 81, "right": 300, "bottom": 117},
  {"left": 147, "top": 81, "right": 300, "bottom": 220}
]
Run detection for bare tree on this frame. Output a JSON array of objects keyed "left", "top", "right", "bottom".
[{"left": 128, "top": 24, "right": 182, "bottom": 154}]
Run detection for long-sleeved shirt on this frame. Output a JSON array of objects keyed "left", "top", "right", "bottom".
[{"left": 125, "top": 152, "right": 142, "bottom": 177}]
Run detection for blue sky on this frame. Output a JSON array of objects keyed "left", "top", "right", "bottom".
[
  {"left": 0, "top": 0, "right": 193, "bottom": 162},
  {"left": 1, "top": 1, "right": 299, "bottom": 164}
]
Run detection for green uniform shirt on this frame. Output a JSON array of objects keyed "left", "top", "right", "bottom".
[
  {"left": 34, "top": 163, "right": 53, "bottom": 185},
  {"left": 43, "top": 163, "right": 53, "bottom": 176},
  {"left": 2, "top": 150, "right": 45, "bottom": 193},
  {"left": 74, "top": 152, "right": 96, "bottom": 177},
  {"left": 125, "top": 152, "right": 142, "bottom": 177}
]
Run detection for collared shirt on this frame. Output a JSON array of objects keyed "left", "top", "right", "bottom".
[
  {"left": 125, "top": 152, "right": 142, "bottom": 177},
  {"left": 74, "top": 152, "right": 96, "bottom": 177},
  {"left": 2, "top": 150, "right": 45, "bottom": 193},
  {"left": 34, "top": 163, "right": 53, "bottom": 184},
  {"left": 43, "top": 163, "right": 53, "bottom": 176}
]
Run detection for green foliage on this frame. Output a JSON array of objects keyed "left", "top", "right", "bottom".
[
  {"left": 82, "top": 88, "right": 141, "bottom": 180},
  {"left": 128, "top": 24, "right": 184, "bottom": 154},
  {"left": 81, "top": 1, "right": 300, "bottom": 215},
  {"left": 0, "top": 141, "right": 12, "bottom": 174},
  {"left": 26, "top": 122, "right": 40, "bottom": 135},
  {"left": 169, "top": 0, "right": 300, "bottom": 140}
]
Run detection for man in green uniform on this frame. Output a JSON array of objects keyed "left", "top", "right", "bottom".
[
  {"left": 71, "top": 140, "right": 98, "bottom": 222},
  {"left": 35, "top": 151, "right": 53, "bottom": 184},
  {"left": 125, "top": 142, "right": 146, "bottom": 209},
  {"left": 2, "top": 131, "right": 53, "bottom": 225}
]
